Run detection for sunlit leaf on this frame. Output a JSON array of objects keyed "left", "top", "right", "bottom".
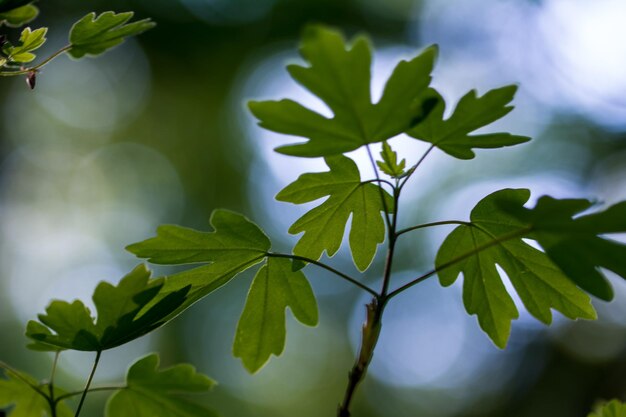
[
  {"left": 407, "top": 86, "right": 530, "bottom": 159},
  {"left": 0, "top": 4, "right": 37, "bottom": 27},
  {"left": 106, "top": 354, "right": 217, "bottom": 417},
  {"left": 0, "top": 0, "right": 32, "bottom": 13},
  {"left": 277, "top": 155, "right": 393, "bottom": 270},
  {"left": 3, "top": 26, "right": 46, "bottom": 63},
  {"left": 437, "top": 189, "right": 596, "bottom": 348},
  {"left": 68, "top": 11, "right": 155, "bottom": 59},
  {"left": 249, "top": 25, "right": 436, "bottom": 157},
  {"left": 589, "top": 400, "right": 626, "bottom": 417},
  {"left": 233, "top": 257, "right": 318, "bottom": 373},
  {"left": 26, "top": 264, "right": 189, "bottom": 351},
  {"left": 376, "top": 141, "right": 406, "bottom": 178}
]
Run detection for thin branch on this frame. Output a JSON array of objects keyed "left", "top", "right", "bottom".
[
  {"left": 365, "top": 145, "right": 392, "bottom": 230},
  {"left": 74, "top": 350, "right": 101, "bottom": 417},
  {"left": 398, "top": 145, "right": 434, "bottom": 192},
  {"left": 0, "top": 45, "right": 71, "bottom": 77},
  {"left": 55, "top": 385, "right": 126, "bottom": 403},
  {"left": 0, "top": 361, "right": 49, "bottom": 400},
  {"left": 49, "top": 352, "right": 60, "bottom": 417},
  {"left": 362, "top": 178, "right": 395, "bottom": 189},
  {"left": 395, "top": 220, "right": 471, "bottom": 237},
  {"left": 386, "top": 227, "right": 532, "bottom": 300},
  {"left": 266, "top": 252, "right": 378, "bottom": 297}
]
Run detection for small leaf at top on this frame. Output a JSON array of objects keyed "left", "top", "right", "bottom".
[
  {"left": 0, "top": 4, "right": 38, "bottom": 27},
  {"left": 26, "top": 264, "right": 189, "bottom": 351},
  {"left": 436, "top": 189, "right": 596, "bottom": 348},
  {"left": 407, "top": 86, "right": 530, "bottom": 159},
  {"left": 68, "top": 11, "right": 155, "bottom": 59},
  {"left": 277, "top": 155, "right": 393, "bottom": 271},
  {"left": 0, "top": 367, "right": 73, "bottom": 417},
  {"left": 233, "top": 257, "right": 318, "bottom": 373},
  {"left": 3, "top": 26, "right": 46, "bottom": 63},
  {"left": 376, "top": 141, "right": 406, "bottom": 178},
  {"left": 249, "top": 25, "right": 437, "bottom": 157},
  {"left": 588, "top": 400, "right": 626, "bottom": 417},
  {"left": 105, "top": 353, "right": 218, "bottom": 417}
]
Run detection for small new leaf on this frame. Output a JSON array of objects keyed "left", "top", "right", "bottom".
[
  {"left": 68, "top": 11, "right": 155, "bottom": 59},
  {"left": 26, "top": 264, "right": 189, "bottom": 351},
  {"left": 376, "top": 141, "right": 406, "bottom": 177},
  {"left": 106, "top": 354, "right": 217, "bottom": 417},
  {"left": 3, "top": 26, "right": 46, "bottom": 63},
  {"left": 0, "top": 368, "right": 73, "bottom": 417},
  {"left": 589, "top": 400, "right": 626, "bottom": 417},
  {"left": 277, "top": 155, "right": 393, "bottom": 271},
  {"left": 249, "top": 25, "right": 436, "bottom": 157},
  {"left": 0, "top": 4, "right": 38, "bottom": 27},
  {"left": 234, "top": 257, "right": 318, "bottom": 373},
  {"left": 436, "top": 189, "right": 596, "bottom": 348},
  {"left": 408, "top": 86, "right": 530, "bottom": 159}
]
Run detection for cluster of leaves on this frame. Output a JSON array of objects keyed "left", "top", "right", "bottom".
[
  {"left": 0, "top": 2, "right": 154, "bottom": 87},
  {"left": 3, "top": 22, "right": 626, "bottom": 417}
]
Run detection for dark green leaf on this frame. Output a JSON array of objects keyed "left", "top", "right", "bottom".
[
  {"left": 249, "top": 25, "right": 436, "bottom": 157},
  {"left": 505, "top": 195, "right": 626, "bottom": 301},
  {"left": 0, "top": 4, "right": 38, "bottom": 27},
  {"left": 68, "top": 11, "right": 155, "bottom": 59},
  {"left": 0, "top": 368, "right": 72, "bottom": 417},
  {"left": 233, "top": 257, "right": 318, "bottom": 373},
  {"left": 3, "top": 27, "right": 46, "bottom": 63},
  {"left": 407, "top": 86, "right": 530, "bottom": 159},
  {"left": 376, "top": 141, "right": 406, "bottom": 177},
  {"left": 26, "top": 264, "right": 189, "bottom": 351},
  {"left": 277, "top": 155, "right": 393, "bottom": 271},
  {"left": 436, "top": 189, "right": 596, "bottom": 348},
  {"left": 106, "top": 354, "right": 217, "bottom": 417},
  {"left": 589, "top": 400, "right": 626, "bottom": 417}
]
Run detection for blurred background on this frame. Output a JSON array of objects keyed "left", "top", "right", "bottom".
[{"left": 1, "top": 0, "right": 626, "bottom": 415}]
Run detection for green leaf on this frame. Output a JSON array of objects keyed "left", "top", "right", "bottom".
[
  {"left": 106, "top": 354, "right": 217, "bottom": 417},
  {"left": 233, "top": 257, "right": 318, "bottom": 373},
  {"left": 0, "top": 368, "right": 72, "bottom": 417},
  {"left": 277, "top": 155, "right": 393, "bottom": 271},
  {"left": 68, "top": 11, "right": 155, "bottom": 59},
  {"left": 0, "top": 0, "right": 33, "bottom": 13},
  {"left": 127, "top": 210, "right": 270, "bottom": 322},
  {"left": 436, "top": 189, "right": 596, "bottom": 348},
  {"left": 407, "top": 86, "right": 530, "bottom": 159},
  {"left": 505, "top": 195, "right": 626, "bottom": 301},
  {"left": 26, "top": 264, "right": 189, "bottom": 351},
  {"left": 249, "top": 25, "right": 437, "bottom": 157},
  {"left": 0, "top": 4, "right": 38, "bottom": 27},
  {"left": 4, "top": 27, "right": 46, "bottom": 63},
  {"left": 376, "top": 141, "right": 406, "bottom": 178},
  {"left": 589, "top": 400, "right": 626, "bottom": 417}
]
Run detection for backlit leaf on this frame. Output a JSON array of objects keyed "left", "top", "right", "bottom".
[
  {"left": 3, "top": 26, "right": 46, "bottom": 63},
  {"left": 589, "top": 400, "right": 626, "bottom": 417},
  {"left": 105, "top": 354, "right": 217, "bottom": 417},
  {"left": 68, "top": 11, "right": 155, "bottom": 59},
  {"left": 0, "top": 4, "right": 37, "bottom": 27},
  {"left": 277, "top": 155, "right": 393, "bottom": 271},
  {"left": 233, "top": 257, "right": 318, "bottom": 373},
  {"left": 407, "top": 86, "right": 530, "bottom": 159},
  {"left": 249, "top": 25, "right": 436, "bottom": 157},
  {"left": 0, "top": 368, "right": 72, "bottom": 417}
]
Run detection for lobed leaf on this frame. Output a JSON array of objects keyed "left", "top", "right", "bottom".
[
  {"left": 26, "top": 264, "right": 189, "bottom": 352},
  {"left": 68, "top": 11, "right": 155, "bottom": 59},
  {"left": 0, "top": 4, "right": 38, "bottom": 27},
  {"left": 277, "top": 155, "right": 393, "bottom": 271},
  {"left": 106, "top": 354, "right": 217, "bottom": 417},
  {"left": 407, "top": 86, "right": 530, "bottom": 159},
  {"left": 233, "top": 257, "right": 318, "bottom": 373},
  {"left": 3, "top": 26, "right": 46, "bottom": 63},
  {"left": 0, "top": 368, "right": 72, "bottom": 417},
  {"left": 436, "top": 189, "right": 597, "bottom": 348},
  {"left": 376, "top": 141, "right": 406, "bottom": 178},
  {"left": 249, "top": 25, "right": 437, "bottom": 157}
]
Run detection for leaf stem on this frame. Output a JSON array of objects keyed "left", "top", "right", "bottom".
[
  {"left": 0, "top": 45, "right": 71, "bottom": 76},
  {"left": 395, "top": 220, "right": 470, "bottom": 237},
  {"left": 48, "top": 352, "right": 60, "bottom": 417},
  {"left": 398, "top": 145, "right": 434, "bottom": 192},
  {"left": 55, "top": 385, "right": 126, "bottom": 403},
  {"left": 266, "top": 252, "right": 378, "bottom": 297},
  {"left": 365, "top": 145, "right": 392, "bottom": 231},
  {"left": 74, "top": 350, "right": 101, "bottom": 417},
  {"left": 386, "top": 227, "right": 532, "bottom": 300}
]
